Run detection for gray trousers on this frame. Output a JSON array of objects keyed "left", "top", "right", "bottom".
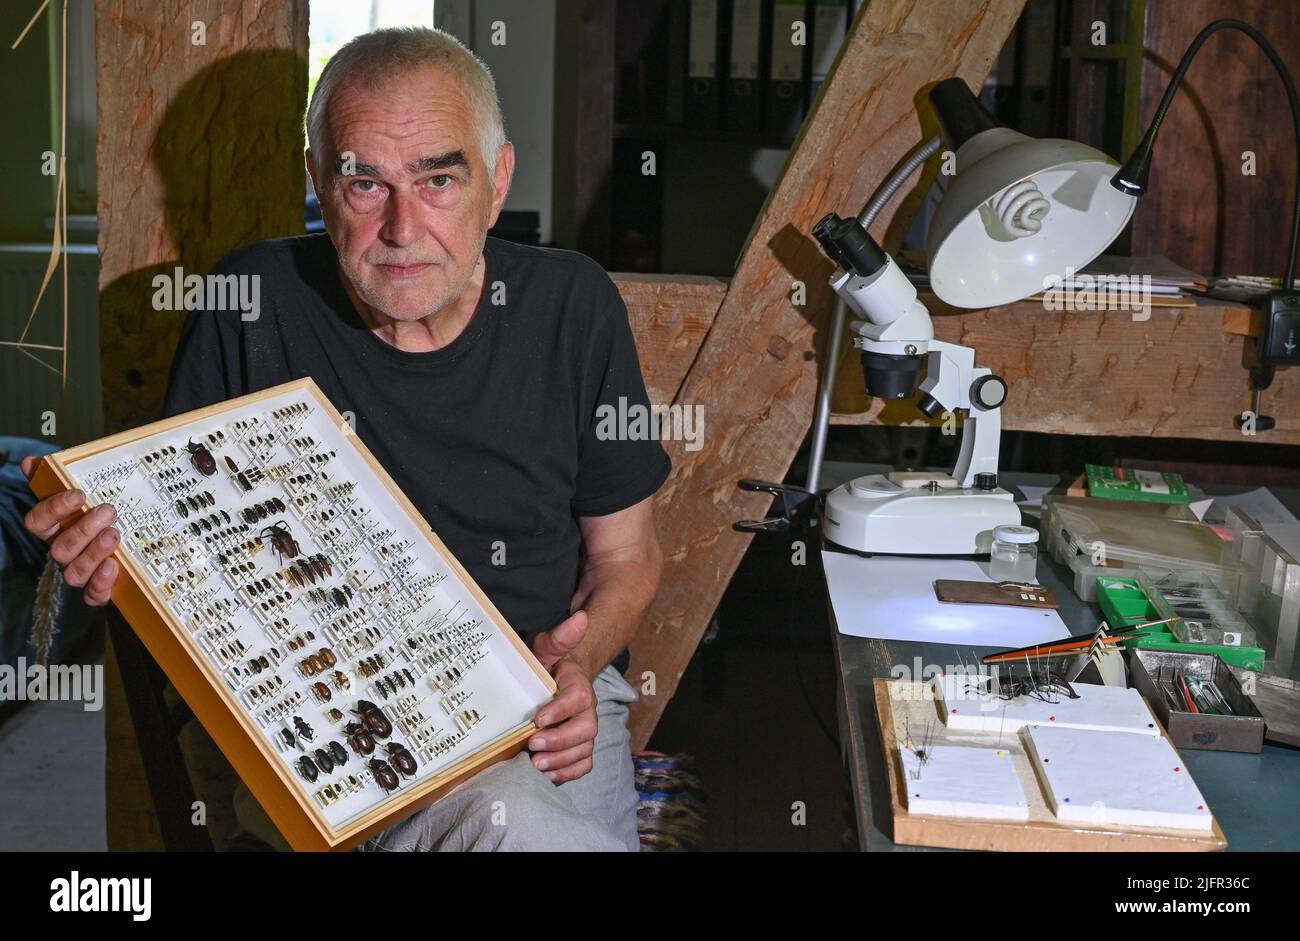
[{"left": 235, "top": 665, "right": 641, "bottom": 852}]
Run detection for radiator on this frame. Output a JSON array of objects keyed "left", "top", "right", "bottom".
[{"left": 0, "top": 244, "right": 102, "bottom": 447}]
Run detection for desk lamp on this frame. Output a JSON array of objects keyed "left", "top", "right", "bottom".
[{"left": 810, "top": 78, "right": 1135, "bottom": 555}]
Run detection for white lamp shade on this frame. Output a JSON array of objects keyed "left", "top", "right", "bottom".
[{"left": 927, "top": 135, "right": 1137, "bottom": 308}]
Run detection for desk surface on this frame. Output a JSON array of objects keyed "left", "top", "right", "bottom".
[{"left": 825, "top": 467, "right": 1300, "bottom": 852}]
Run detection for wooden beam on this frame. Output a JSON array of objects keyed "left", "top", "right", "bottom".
[
  {"left": 1222, "top": 305, "right": 1261, "bottom": 338},
  {"left": 614, "top": 273, "right": 727, "bottom": 407},
  {"left": 96, "top": 0, "right": 309, "bottom": 436},
  {"left": 625, "top": 0, "right": 1029, "bottom": 749},
  {"left": 829, "top": 296, "right": 1299, "bottom": 442}
]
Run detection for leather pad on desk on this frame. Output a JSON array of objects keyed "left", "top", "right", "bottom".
[{"left": 933, "top": 579, "right": 1059, "bottom": 608}]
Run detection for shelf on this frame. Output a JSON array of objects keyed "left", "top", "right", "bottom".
[{"left": 613, "top": 121, "right": 795, "bottom": 149}]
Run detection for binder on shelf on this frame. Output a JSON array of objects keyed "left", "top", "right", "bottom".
[
  {"left": 685, "top": 0, "right": 722, "bottom": 131},
  {"left": 810, "top": 0, "right": 847, "bottom": 102},
  {"left": 724, "top": 0, "right": 764, "bottom": 135},
  {"left": 766, "top": 0, "right": 808, "bottom": 144}
]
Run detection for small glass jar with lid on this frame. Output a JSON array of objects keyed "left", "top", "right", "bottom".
[{"left": 989, "top": 524, "right": 1039, "bottom": 582}]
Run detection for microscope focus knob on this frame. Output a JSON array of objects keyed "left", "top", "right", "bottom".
[{"left": 971, "top": 375, "right": 1008, "bottom": 410}]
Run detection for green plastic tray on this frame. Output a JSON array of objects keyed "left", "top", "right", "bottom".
[{"left": 1094, "top": 575, "right": 1265, "bottom": 671}]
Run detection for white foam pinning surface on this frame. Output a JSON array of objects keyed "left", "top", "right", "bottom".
[
  {"left": 1024, "top": 725, "right": 1213, "bottom": 831},
  {"left": 899, "top": 744, "right": 1030, "bottom": 821},
  {"left": 934, "top": 674, "right": 1160, "bottom": 736}
]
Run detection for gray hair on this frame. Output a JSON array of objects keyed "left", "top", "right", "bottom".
[{"left": 306, "top": 27, "right": 507, "bottom": 178}]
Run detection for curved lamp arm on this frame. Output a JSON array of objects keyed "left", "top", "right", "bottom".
[
  {"left": 1111, "top": 18, "right": 1299, "bottom": 289},
  {"left": 1112, "top": 18, "right": 1300, "bottom": 426}
]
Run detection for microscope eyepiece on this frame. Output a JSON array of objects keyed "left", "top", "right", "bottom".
[{"left": 813, "top": 213, "right": 889, "bottom": 278}]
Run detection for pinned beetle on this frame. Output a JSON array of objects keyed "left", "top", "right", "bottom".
[
  {"left": 385, "top": 742, "right": 418, "bottom": 777},
  {"left": 297, "top": 755, "right": 320, "bottom": 783},
  {"left": 261, "top": 521, "right": 301, "bottom": 561},
  {"left": 185, "top": 438, "right": 218, "bottom": 477},
  {"left": 369, "top": 758, "right": 400, "bottom": 793},
  {"left": 344, "top": 721, "right": 375, "bottom": 756},
  {"left": 328, "top": 740, "right": 348, "bottom": 766},
  {"left": 354, "top": 699, "right": 393, "bottom": 739},
  {"left": 293, "top": 714, "right": 315, "bottom": 742}
]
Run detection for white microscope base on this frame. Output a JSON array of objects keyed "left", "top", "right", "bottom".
[{"left": 823, "top": 474, "right": 1021, "bottom": 555}]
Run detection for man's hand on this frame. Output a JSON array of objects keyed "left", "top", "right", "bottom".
[
  {"left": 20, "top": 455, "right": 121, "bottom": 606},
  {"left": 527, "top": 609, "right": 598, "bottom": 783}
]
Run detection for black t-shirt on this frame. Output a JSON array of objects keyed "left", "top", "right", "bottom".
[{"left": 162, "top": 234, "right": 670, "bottom": 672}]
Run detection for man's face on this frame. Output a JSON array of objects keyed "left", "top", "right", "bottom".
[{"left": 309, "top": 65, "right": 513, "bottom": 322}]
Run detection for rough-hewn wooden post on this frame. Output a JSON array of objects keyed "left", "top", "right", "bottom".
[{"left": 96, "top": 0, "right": 309, "bottom": 434}]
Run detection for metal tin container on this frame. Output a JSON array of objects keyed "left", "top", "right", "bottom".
[{"left": 1130, "top": 648, "right": 1265, "bottom": 753}]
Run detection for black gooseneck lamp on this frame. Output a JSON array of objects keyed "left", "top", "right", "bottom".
[{"left": 1109, "top": 18, "right": 1300, "bottom": 433}]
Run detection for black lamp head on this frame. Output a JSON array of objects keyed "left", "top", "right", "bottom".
[
  {"left": 1110, "top": 132, "right": 1156, "bottom": 197},
  {"left": 928, "top": 78, "right": 1001, "bottom": 150}
]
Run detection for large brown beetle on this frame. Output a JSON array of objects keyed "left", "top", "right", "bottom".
[
  {"left": 369, "top": 758, "right": 400, "bottom": 793},
  {"left": 185, "top": 438, "right": 218, "bottom": 476},
  {"left": 385, "top": 742, "right": 418, "bottom": 777},
  {"left": 260, "top": 521, "right": 301, "bottom": 561},
  {"left": 344, "top": 721, "right": 375, "bottom": 755},
  {"left": 354, "top": 699, "right": 393, "bottom": 739}
]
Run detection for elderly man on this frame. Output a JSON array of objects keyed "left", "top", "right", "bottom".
[{"left": 21, "top": 27, "right": 668, "bottom": 851}]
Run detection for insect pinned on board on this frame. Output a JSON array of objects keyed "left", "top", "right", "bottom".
[
  {"left": 369, "top": 758, "right": 400, "bottom": 793},
  {"left": 904, "top": 716, "right": 937, "bottom": 782},
  {"left": 328, "top": 740, "right": 349, "bottom": 767},
  {"left": 261, "top": 521, "right": 301, "bottom": 561},
  {"left": 385, "top": 742, "right": 418, "bottom": 777},
  {"left": 297, "top": 754, "right": 320, "bottom": 783},
  {"left": 993, "top": 651, "right": 1082, "bottom": 705},
  {"left": 185, "top": 438, "right": 218, "bottom": 477},
  {"left": 344, "top": 721, "right": 376, "bottom": 756},
  {"left": 293, "top": 714, "right": 315, "bottom": 742},
  {"left": 354, "top": 699, "right": 393, "bottom": 739}
]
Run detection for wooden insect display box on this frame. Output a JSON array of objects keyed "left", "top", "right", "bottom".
[{"left": 28, "top": 378, "right": 556, "bottom": 851}]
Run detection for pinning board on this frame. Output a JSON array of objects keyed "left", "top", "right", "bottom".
[
  {"left": 933, "top": 674, "right": 1160, "bottom": 737},
  {"left": 899, "top": 744, "right": 1029, "bottom": 821},
  {"left": 1024, "top": 725, "right": 1213, "bottom": 831},
  {"left": 874, "top": 679, "right": 1225, "bottom": 851}
]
